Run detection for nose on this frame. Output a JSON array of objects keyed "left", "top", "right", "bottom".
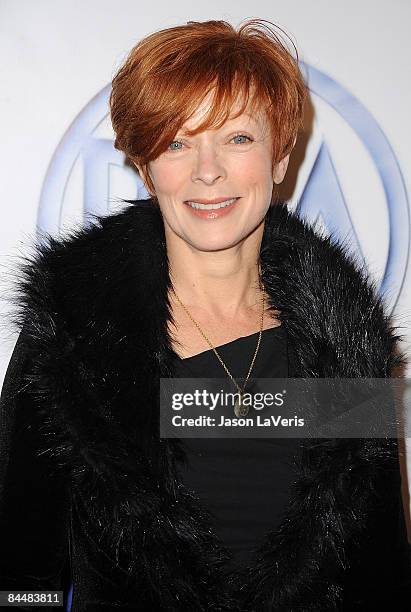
[{"left": 191, "top": 144, "right": 226, "bottom": 185}]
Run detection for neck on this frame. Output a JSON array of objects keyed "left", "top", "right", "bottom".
[{"left": 166, "top": 221, "right": 265, "bottom": 320}]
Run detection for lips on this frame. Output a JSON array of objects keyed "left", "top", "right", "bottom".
[
  {"left": 183, "top": 196, "right": 241, "bottom": 219},
  {"left": 185, "top": 196, "right": 239, "bottom": 205},
  {"left": 186, "top": 197, "right": 238, "bottom": 210}
]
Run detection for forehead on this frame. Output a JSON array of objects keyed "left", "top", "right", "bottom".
[{"left": 179, "top": 88, "right": 269, "bottom": 134}]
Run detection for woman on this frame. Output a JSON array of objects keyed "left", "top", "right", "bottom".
[{"left": 1, "top": 18, "right": 410, "bottom": 612}]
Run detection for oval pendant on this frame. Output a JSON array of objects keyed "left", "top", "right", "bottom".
[{"left": 234, "top": 393, "right": 249, "bottom": 418}]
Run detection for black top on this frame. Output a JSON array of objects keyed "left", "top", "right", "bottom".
[{"left": 172, "top": 325, "right": 301, "bottom": 570}]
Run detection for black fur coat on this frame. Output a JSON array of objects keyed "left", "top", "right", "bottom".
[{"left": 0, "top": 199, "right": 410, "bottom": 611}]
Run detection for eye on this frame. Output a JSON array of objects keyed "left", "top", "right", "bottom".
[
  {"left": 168, "top": 140, "right": 184, "bottom": 151},
  {"left": 231, "top": 133, "right": 253, "bottom": 145}
]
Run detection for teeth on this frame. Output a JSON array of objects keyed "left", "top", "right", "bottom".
[{"left": 187, "top": 198, "right": 237, "bottom": 210}]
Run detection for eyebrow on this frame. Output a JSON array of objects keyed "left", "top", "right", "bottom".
[{"left": 178, "top": 113, "right": 262, "bottom": 136}]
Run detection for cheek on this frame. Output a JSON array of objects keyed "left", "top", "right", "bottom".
[
  {"left": 150, "top": 163, "right": 182, "bottom": 194},
  {"left": 234, "top": 154, "right": 272, "bottom": 189}
]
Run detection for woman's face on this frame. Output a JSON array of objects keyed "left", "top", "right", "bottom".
[{"left": 137, "top": 92, "right": 291, "bottom": 252}]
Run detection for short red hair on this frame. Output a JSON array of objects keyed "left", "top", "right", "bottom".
[{"left": 110, "top": 18, "right": 307, "bottom": 195}]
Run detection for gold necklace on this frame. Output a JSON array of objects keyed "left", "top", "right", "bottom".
[{"left": 170, "top": 269, "right": 265, "bottom": 418}]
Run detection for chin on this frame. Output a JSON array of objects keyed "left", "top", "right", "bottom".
[{"left": 187, "top": 234, "right": 247, "bottom": 252}]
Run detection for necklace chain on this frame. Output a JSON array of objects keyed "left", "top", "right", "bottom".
[{"left": 170, "top": 267, "right": 265, "bottom": 417}]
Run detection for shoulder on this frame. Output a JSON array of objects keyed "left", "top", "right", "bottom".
[
  {"left": 263, "top": 203, "right": 406, "bottom": 377},
  {"left": 6, "top": 199, "right": 161, "bottom": 340}
]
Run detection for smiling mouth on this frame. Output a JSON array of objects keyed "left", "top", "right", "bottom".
[{"left": 185, "top": 197, "right": 239, "bottom": 210}]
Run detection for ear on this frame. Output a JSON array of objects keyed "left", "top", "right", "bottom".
[
  {"left": 273, "top": 153, "right": 291, "bottom": 185},
  {"left": 133, "top": 162, "right": 154, "bottom": 195},
  {"left": 133, "top": 161, "right": 143, "bottom": 176},
  {"left": 272, "top": 135, "right": 297, "bottom": 184},
  {"left": 133, "top": 162, "right": 147, "bottom": 188}
]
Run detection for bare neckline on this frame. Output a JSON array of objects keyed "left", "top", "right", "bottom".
[{"left": 178, "top": 324, "right": 284, "bottom": 361}]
